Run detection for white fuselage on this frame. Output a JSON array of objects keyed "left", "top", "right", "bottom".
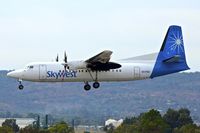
[{"left": 8, "top": 61, "right": 154, "bottom": 82}]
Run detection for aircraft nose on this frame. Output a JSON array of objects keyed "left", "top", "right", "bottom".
[{"left": 7, "top": 70, "right": 22, "bottom": 79}]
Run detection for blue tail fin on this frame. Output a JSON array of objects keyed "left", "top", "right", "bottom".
[{"left": 150, "top": 25, "right": 189, "bottom": 78}]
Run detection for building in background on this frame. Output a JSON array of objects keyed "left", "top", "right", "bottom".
[
  {"left": 105, "top": 119, "right": 123, "bottom": 128},
  {"left": 0, "top": 118, "right": 36, "bottom": 128}
]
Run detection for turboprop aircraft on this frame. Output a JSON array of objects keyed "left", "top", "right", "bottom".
[{"left": 7, "top": 25, "right": 189, "bottom": 91}]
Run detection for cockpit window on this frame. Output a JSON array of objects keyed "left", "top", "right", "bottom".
[{"left": 27, "top": 66, "right": 34, "bottom": 69}]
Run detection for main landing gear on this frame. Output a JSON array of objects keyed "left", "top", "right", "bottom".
[
  {"left": 84, "top": 81, "right": 100, "bottom": 91},
  {"left": 18, "top": 79, "right": 24, "bottom": 90},
  {"left": 93, "top": 82, "right": 100, "bottom": 89},
  {"left": 84, "top": 70, "right": 101, "bottom": 91}
]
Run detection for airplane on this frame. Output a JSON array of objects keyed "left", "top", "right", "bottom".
[{"left": 7, "top": 25, "right": 190, "bottom": 91}]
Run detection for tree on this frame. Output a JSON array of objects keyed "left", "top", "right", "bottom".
[
  {"left": 139, "top": 109, "right": 170, "bottom": 133},
  {"left": 173, "top": 124, "right": 200, "bottom": 133},
  {"left": 122, "top": 117, "right": 139, "bottom": 125},
  {"left": 20, "top": 125, "right": 51, "bottom": 133},
  {"left": 2, "top": 119, "right": 19, "bottom": 133},
  {"left": 0, "top": 126, "right": 13, "bottom": 133},
  {"left": 163, "top": 108, "right": 193, "bottom": 129},
  {"left": 163, "top": 108, "right": 180, "bottom": 128},
  {"left": 48, "top": 121, "right": 74, "bottom": 133},
  {"left": 113, "top": 116, "right": 140, "bottom": 133},
  {"left": 114, "top": 124, "right": 138, "bottom": 133},
  {"left": 20, "top": 125, "right": 40, "bottom": 133},
  {"left": 178, "top": 108, "right": 193, "bottom": 127},
  {"left": 109, "top": 108, "right": 196, "bottom": 133}
]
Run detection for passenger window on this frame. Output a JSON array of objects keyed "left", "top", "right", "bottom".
[
  {"left": 116, "top": 70, "right": 118, "bottom": 72},
  {"left": 119, "top": 69, "right": 122, "bottom": 72}
]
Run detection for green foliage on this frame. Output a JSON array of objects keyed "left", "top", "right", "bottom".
[
  {"left": 178, "top": 108, "right": 193, "bottom": 127},
  {"left": 20, "top": 125, "right": 40, "bottom": 133},
  {"left": 163, "top": 108, "right": 180, "bottom": 128},
  {"left": 114, "top": 125, "right": 138, "bottom": 133},
  {"left": 112, "top": 108, "right": 197, "bottom": 133},
  {"left": 21, "top": 122, "right": 74, "bottom": 133},
  {"left": 123, "top": 117, "right": 140, "bottom": 125},
  {"left": 48, "top": 121, "right": 74, "bottom": 133},
  {"left": 163, "top": 108, "right": 193, "bottom": 129},
  {"left": 111, "top": 109, "right": 171, "bottom": 133},
  {"left": 2, "top": 119, "right": 19, "bottom": 133},
  {"left": 19, "top": 125, "right": 50, "bottom": 133},
  {"left": 138, "top": 109, "right": 170, "bottom": 133},
  {"left": 0, "top": 126, "right": 13, "bottom": 133},
  {"left": 173, "top": 124, "right": 200, "bottom": 133}
]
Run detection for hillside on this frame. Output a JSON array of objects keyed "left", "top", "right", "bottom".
[{"left": 0, "top": 70, "right": 200, "bottom": 124}]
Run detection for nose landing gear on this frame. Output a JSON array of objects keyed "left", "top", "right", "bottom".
[
  {"left": 19, "top": 84, "right": 24, "bottom": 90},
  {"left": 18, "top": 79, "right": 24, "bottom": 90}
]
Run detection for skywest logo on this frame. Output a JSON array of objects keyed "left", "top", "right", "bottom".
[{"left": 47, "top": 70, "right": 77, "bottom": 79}]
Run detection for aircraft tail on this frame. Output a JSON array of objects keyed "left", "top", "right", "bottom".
[{"left": 150, "top": 25, "right": 189, "bottom": 78}]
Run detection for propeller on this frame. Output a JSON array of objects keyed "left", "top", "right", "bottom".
[
  {"left": 56, "top": 54, "right": 59, "bottom": 62},
  {"left": 63, "top": 51, "right": 68, "bottom": 70},
  {"left": 64, "top": 51, "right": 67, "bottom": 63}
]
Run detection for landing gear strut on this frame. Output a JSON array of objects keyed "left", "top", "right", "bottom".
[
  {"left": 84, "top": 70, "right": 101, "bottom": 91},
  {"left": 18, "top": 79, "right": 24, "bottom": 90}
]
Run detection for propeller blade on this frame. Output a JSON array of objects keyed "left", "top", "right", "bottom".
[
  {"left": 64, "top": 51, "right": 67, "bottom": 63},
  {"left": 56, "top": 54, "right": 59, "bottom": 62},
  {"left": 63, "top": 51, "right": 68, "bottom": 71}
]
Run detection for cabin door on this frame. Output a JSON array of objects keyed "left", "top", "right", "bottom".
[
  {"left": 134, "top": 67, "right": 140, "bottom": 79},
  {"left": 39, "top": 64, "right": 47, "bottom": 80}
]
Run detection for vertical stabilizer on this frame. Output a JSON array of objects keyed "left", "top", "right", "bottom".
[{"left": 150, "top": 26, "right": 189, "bottom": 78}]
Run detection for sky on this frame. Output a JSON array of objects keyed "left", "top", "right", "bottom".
[{"left": 0, "top": 0, "right": 199, "bottom": 71}]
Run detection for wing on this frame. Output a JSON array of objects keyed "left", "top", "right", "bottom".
[
  {"left": 85, "top": 50, "right": 121, "bottom": 71},
  {"left": 85, "top": 50, "right": 113, "bottom": 63}
]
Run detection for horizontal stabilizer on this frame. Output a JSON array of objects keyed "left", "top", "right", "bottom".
[{"left": 163, "top": 55, "right": 181, "bottom": 63}]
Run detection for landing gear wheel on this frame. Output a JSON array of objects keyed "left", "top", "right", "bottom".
[
  {"left": 93, "top": 82, "right": 100, "bottom": 89},
  {"left": 18, "top": 85, "right": 24, "bottom": 90},
  {"left": 84, "top": 84, "right": 91, "bottom": 91}
]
